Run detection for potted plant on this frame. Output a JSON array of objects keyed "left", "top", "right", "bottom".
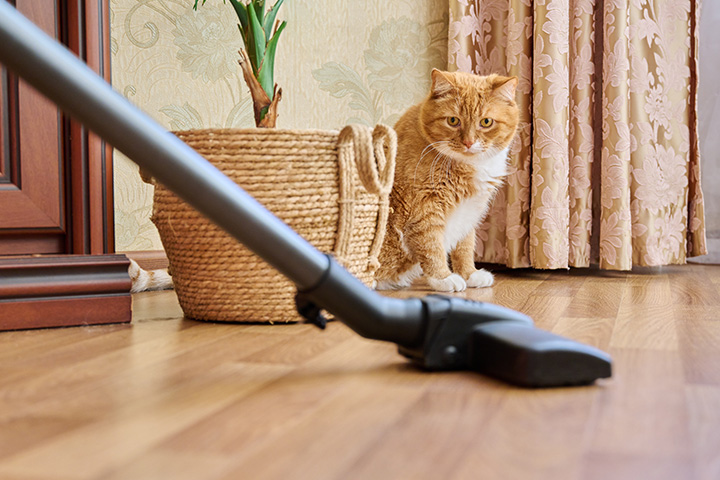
[
  {"left": 149, "top": 1, "right": 397, "bottom": 323},
  {"left": 193, "top": 0, "right": 286, "bottom": 127}
]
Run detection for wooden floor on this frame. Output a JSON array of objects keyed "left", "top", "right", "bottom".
[{"left": 1, "top": 264, "right": 719, "bottom": 480}]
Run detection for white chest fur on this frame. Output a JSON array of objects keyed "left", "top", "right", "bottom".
[
  {"left": 442, "top": 147, "right": 509, "bottom": 252},
  {"left": 443, "top": 196, "right": 487, "bottom": 252}
]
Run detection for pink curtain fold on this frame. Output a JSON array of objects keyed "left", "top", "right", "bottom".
[{"left": 448, "top": 0, "right": 707, "bottom": 269}]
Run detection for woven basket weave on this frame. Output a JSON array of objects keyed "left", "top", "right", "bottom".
[{"left": 149, "top": 125, "right": 396, "bottom": 323}]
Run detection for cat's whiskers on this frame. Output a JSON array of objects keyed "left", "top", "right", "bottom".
[
  {"left": 414, "top": 141, "right": 450, "bottom": 186},
  {"left": 436, "top": 156, "right": 449, "bottom": 187},
  {"left": 429, "top": 151, "right": 444, "bottom": 187},
  {"left": 443, "top": 155, "right": 452, "bottom": 183},
  {"left": 419, "top": 141, "right": 444, "bottom": 159},
  {"left": 439, "top": 142, "right": 460, "bottom": 182},
  {"left": 429, "top": 149, "right": 454, "bottom": 188}
]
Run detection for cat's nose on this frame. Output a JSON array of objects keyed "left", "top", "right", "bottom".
[{"left": 463, "top": 140, "right": 473, "bottom": 149}]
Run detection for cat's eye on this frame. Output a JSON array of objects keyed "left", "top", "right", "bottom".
[
  {"left": 480, "top": 118, "right": 494, "bottom": 128},
  {"left": 447, "top": 117, "right": 460, "bottom": 127}
]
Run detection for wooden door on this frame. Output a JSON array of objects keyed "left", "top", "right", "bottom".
[
  {"left": 0, "top": 0, "right": 114, "bottom": 256},
  {"left": 0, "top": 0, "right": 65, "bottom": 254},
  {"left": 0, "top": 0, "right": 130, "bottom": 331}
]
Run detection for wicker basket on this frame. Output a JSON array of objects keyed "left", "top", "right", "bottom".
[{"left": 149, "top": 125, "right": 396, "bottom": 323}]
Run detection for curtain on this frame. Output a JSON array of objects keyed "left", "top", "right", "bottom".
[{"left": 448, "top": 0, "right": 707, "bottom": 270}]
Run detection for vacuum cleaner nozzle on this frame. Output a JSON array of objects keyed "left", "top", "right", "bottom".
[
  {"left": 298, "top": 258, "right": 612, "bottom": 388},
  {"left": 396, "top": 295, "right": 612, "bottom": 387}
]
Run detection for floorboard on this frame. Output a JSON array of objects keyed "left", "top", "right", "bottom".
[{"left": 0, "top": 264, "right": 718, "bottom": 479}]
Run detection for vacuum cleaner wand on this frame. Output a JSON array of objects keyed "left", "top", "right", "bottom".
[{"left": 0, "top": 1, "right": 611, "bottom": 387}]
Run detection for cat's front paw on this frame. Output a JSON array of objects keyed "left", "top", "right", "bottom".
[
  {"left": 427, "top": 273, "right": 467, "bottom": 292},
  {"left": 466, "top": 269, "right": 494, "bottom": 288}
]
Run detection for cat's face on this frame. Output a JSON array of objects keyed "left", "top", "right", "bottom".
[{"left": 420, "top": 70, "right": 520, "bottom": 164}]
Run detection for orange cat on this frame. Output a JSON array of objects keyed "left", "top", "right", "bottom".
[{"left": 375, "top": 69, "right": 519, "bottom": 292}]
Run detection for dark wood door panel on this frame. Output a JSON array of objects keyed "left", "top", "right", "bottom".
[
  {"left": 0, "top": 0, "right": 114, "bottom": 255},
  {"left": 0, "top": 188, "right": 63, "bottom": 229},
  {"left": 0, "top": 70, "right": 14, "bottom": 185},
  {"left": 0, "top": 0, "right": 65, "bottom": 249},
  {"left": 0, "top": 233, "right": 65, "bottom": 255},
  {"left": 10, "top": 74, "right": 63, "bottom": 228},
  {"left": 65, "top": 0, "right": 115, "bottom": 254}
]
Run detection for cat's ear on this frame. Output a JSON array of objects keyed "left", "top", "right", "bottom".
[
  {"left": 431, "top": 69, "right": 454, "bottom": 98},
  {"left": 492, "top": 76, "right": 519, "bottom": 102}
]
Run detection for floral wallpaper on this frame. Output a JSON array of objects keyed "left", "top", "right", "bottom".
[{"left": 111, "top": 0, "right": 448, "bottom": 251}]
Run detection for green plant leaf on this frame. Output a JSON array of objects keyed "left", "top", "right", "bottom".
[
  {"left": 227, "top": 0, "right": 248, "bottom": 31},
  {"left": 257, "top": 20, "right": 285, "bottom": 99},
  {"left": 252, "top": 0, "right": 265, "bottom": 24},
  {"left": 263, "top": 0, "right": 284, "bottom": 41},
  {"left": 237, "top": 23, "right": 247, "bottom": 47},
  {"left": 246, "top": 3, "right": 266, "bottom": 76}
]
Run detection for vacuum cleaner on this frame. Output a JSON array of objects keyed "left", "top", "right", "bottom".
[{"left": 0, "top": 1, "right": 611, "bottom": 387}]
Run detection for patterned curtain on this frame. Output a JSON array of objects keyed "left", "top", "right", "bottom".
[{"left": 449, "top": 0, "right": 707, "bottom": 269}]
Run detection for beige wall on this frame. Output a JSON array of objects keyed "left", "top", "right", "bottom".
[
  {"left": 699, "top": 1, "right": 720, "bottom": 241},
  {"left": 111, "top": 0, "right": 448, "bottom": 251}
]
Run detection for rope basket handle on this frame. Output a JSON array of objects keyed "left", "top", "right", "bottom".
[
  {"left": 338, "top": 124, "right": 396, "bottom": 196},
  {"left": 336, "top": 124, "right": 397, "bottom": 274}
]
